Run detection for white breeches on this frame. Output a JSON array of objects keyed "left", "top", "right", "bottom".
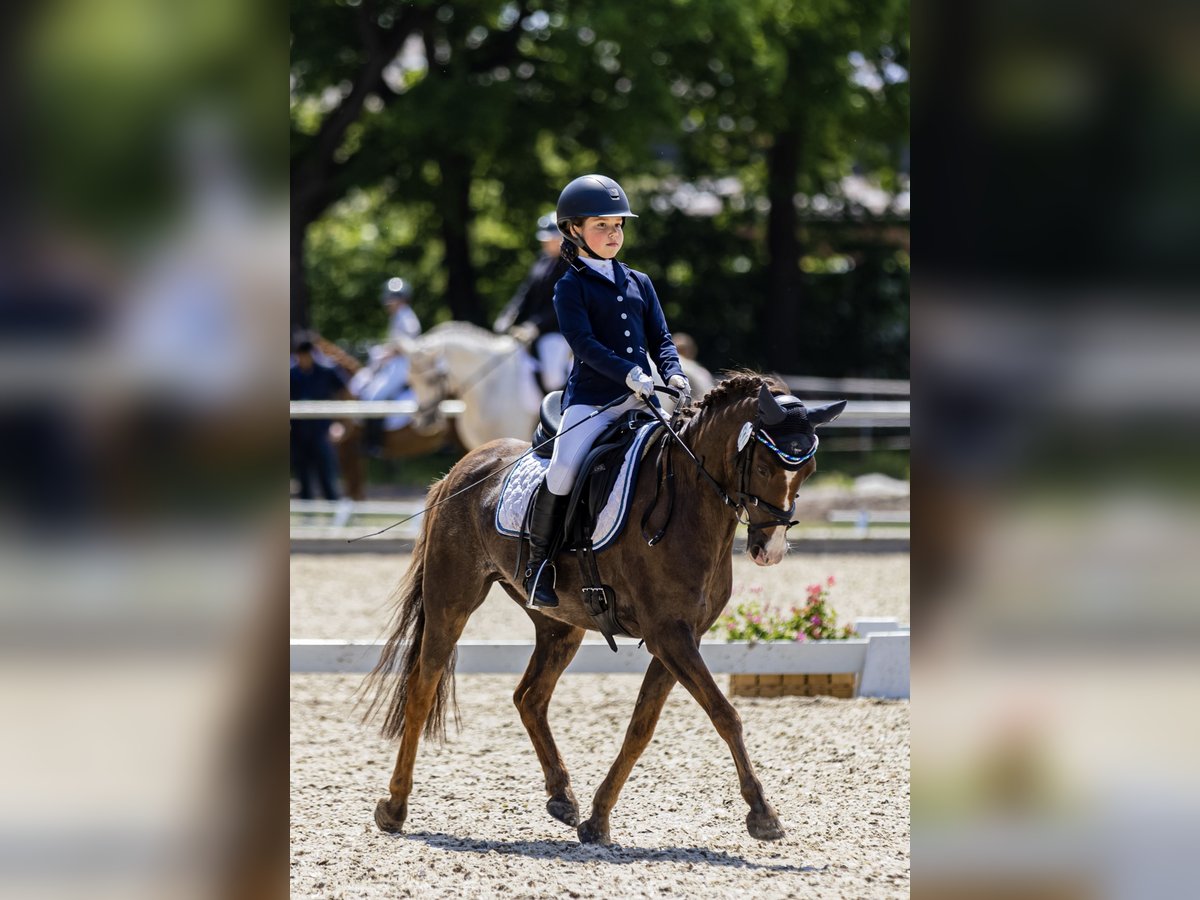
[
  {"left": 544, "top": 393, "right": 644, "bottom": 497},
  {"left": 355, "top": 356, "right": 414, "bottom": 430}
]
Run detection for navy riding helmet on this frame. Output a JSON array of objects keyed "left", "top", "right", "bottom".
[
  {"left": 555, "top": 174, "right": 638, "bottom": 238},
  {"left": 535, "top": 213, "right": 560, "bottom": 242}
]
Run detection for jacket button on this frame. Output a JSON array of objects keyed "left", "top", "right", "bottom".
[
  {"left": 624, "top": 330, "right": 630, "bottom": 336},
  {"left": 617, "top": 296, "right": 623, "bottom": 301},
  {"left": 621, "top": 313, "right": 627, "bottom": 319},
  {"left": 626, "top": 347, "right": 633, "bottom": 353}
]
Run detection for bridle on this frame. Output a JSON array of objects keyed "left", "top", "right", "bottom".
[
  {"left": 406, "top": 351, "right": 451, "bottom": 431},
  {"left": 729, "top": 425, "right": 818, "bottom": 533},
  {"left": 640, "top": 386, "right": 818, "bottom": 536}
]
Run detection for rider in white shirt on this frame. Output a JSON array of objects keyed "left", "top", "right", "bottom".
[
  {"left": 383, "top": 277, "right": 422, "bottom": 341},
  {"left": 351, "top": 277, "right": 424, "bottom": 452}
]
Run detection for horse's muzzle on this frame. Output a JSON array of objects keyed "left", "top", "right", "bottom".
[{"left": 748, "top": 529, "right": 788, "bottom": 566}]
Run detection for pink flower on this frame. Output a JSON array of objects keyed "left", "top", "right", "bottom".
[
  {"left": 827, "top": 575, "right": 836, "bottom": 586},
  {"left": 795, "top": 633, "right": 806, "bottom": 642},
  {"left": 810, "top": 615, "right": 822, "bottom": 626},
  {"left": 751, "top": 615, "right": 761, "bottom": 624}
]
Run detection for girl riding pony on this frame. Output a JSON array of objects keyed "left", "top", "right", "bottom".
[{"left": 524, "top": 174, "right": 691, "bottom": 607}]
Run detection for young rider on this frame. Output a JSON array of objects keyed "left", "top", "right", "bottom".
[{"left": 523, "top": 174, "right": 692, "bottom": 607}]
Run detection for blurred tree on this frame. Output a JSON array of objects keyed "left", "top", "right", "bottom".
[{"left": 291, "top": 0, "right": 909, "bottom": 376}]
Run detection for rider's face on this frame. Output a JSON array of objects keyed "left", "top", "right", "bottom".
[{"left": 576, "top": 217, "right": 624, "bottom": 259}]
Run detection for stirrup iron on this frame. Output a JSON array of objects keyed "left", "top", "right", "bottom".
[{"left": 524, "top": 559, "right": 557, "bottom": 609}]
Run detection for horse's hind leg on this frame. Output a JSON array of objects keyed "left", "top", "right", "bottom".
[
  {"left": 643, "top": 622, "right": 785, "bottom": 842},
  {"left": 510, "top": 602, "right": 586, "bottom": 827},
  {"left": 577, "top": 658, "right": 677, "bottom": 845},
  {"left": 375, "top": 576, "right": 489, "bottom": 834}
]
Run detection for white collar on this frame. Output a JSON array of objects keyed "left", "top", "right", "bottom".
[{"left": 579, "top": 255, "right": 616, "bottom": 282}]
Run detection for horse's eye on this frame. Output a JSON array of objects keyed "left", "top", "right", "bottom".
[{"left": 755, "top": 465, "right": 769, "bottom": 478}]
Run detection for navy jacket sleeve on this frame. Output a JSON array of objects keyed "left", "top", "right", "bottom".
[
  {"left": 554, "top": 273, "right": 637, "bottom": 387},
  {"left": 636, "top": 273, "right": 684, "bottom": 382}
]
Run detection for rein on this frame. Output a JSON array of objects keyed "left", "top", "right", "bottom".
[{"left": 638, "top": 390, "right": 816, "bottom": 539}]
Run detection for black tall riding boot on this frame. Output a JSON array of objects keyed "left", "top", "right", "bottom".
[{"left": 523, "top": 483, "right": 568, "bottom": 608}]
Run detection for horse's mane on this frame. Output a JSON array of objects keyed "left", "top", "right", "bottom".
[
  {"left": 681, "top": 369, "right": 788, "bottom": 425},
  {"left": 426, "top": 320, "right": 503, "bottom": 343}
]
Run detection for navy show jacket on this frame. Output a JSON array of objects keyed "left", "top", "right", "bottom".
[{"left": 553, "top": 259, "right": 685, "bottom": 408}]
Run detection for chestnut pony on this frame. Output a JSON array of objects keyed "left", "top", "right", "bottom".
[{"left": 361, "top": 372, "right": 844, "bottom": 845}]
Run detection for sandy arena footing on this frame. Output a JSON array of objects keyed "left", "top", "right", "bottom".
[{"left": 291, "top": 673, "right": 909, "bottom": 899}]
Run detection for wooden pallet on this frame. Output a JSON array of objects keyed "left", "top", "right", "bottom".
[{"left": 728, "top": 673, "right": 857, "bottom": 698}]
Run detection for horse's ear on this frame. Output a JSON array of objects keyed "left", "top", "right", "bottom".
[
  {"left": 807, "top": 400, "right": 847, "bottom": 427},
  {"left": 758, "top": 384, "right": 788, "bottom": 426}
]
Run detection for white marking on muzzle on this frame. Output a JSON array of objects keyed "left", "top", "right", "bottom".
[{"left": 756, "top": 469, "right": 801, "bottom": 566}]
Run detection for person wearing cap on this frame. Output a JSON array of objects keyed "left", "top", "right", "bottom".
[
  {"left": 381, "top": 276, "right": 422, "bottom": 341},
  {"left": 521, "top": 174, "right": 691, "bottom": 608},
  {"left": 494, "top": 214, "right": 572, "bottom": 394},
  {"left": 352, "top": 277, "right": 424, "bottom": 454}
]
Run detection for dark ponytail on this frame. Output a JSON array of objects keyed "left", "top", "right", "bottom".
[{"left": 559, "top": 216, "right": 583, "bottom": 264}]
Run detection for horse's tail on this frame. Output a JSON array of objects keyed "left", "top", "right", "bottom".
[{"left": 357, "top": 476, "right": 459, "bottom": 743}]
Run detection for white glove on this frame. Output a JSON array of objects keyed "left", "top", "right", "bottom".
[
  {"left": 625, "top": 365, "right": 655, "bottom": 400},
  {"left": 668, "top": 374, "right": 692, "bottom": 408}
]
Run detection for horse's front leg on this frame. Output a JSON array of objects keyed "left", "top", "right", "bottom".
[
  {"left": 645, "top": 621, "right": 785, "bottom": 841},
  {"left": 513, "top": 612, "right": 586, "bottom": 827},
  {"left": 578, "top": 657, "right": 677, "bottom": 845}
]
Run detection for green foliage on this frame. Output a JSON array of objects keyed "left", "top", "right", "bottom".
[
  {"left": 28, "top": 0, "right": 283, "bottom": 234},
  {"left": 710, "top": 577, "right": 857, "bottom": 642},
  {"left": 292, "top": 0, "right": 909, "bottom": 375}
]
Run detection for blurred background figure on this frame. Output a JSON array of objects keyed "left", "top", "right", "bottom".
[
  {"left": 381, "top": 276, "right": 422, "bottom": 341},
  {"left": 350, "top": 277, "right": 423, "bottom": 454},
  {"left": 671, "top": 332, "right": 715, "bottom": 401},
  {"left": 118, "top": 111, "right": 264, "bottom": 410},
  {"left": 290, "top": 335, "right": 348, "bottom": 500},
  {"left": 0, "top": 2, "right": 289, "bottom": 897},
  {"left": 494, "top": 213, "right": 572, "bottom": 395}
]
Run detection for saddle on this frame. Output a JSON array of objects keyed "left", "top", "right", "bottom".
[{"left": 525, "top": 391, "right": 663, "bottom": 650}]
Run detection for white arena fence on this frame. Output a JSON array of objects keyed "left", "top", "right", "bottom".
[
  {"left": 780, "top": 375, "right": 908, "bottom": 397},
  {"left": 290, "top": 619, "right": 909, "bottom": 699}
]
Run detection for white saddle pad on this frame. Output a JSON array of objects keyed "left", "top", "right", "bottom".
[{"left": 495, "top": 422, "right": 662, "bottom": 552}]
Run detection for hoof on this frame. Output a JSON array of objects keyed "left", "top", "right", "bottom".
[
  {"left": 547, "top": 796, "right": 579, "bottom": 827},
  {"left": 374, "top": 798, "right": 407, "bottom": 834},
  {"left": 746, "top": 809, "right": 785, "bottom": 841},
  {"left": 577, "top": 817, "right": 611, "bottom": 845}
]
